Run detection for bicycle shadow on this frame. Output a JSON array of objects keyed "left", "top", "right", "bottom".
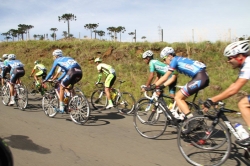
[
  {"left": 227, "top": 143, "right": 250, "bottom": 165},
  {"left": 24, "top": 103, "right": 43, "bottom": 112}
]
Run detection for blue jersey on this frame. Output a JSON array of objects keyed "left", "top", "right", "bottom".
[
  {"left": 4, "top": 59, "right": 24, "bottom": 75},
  {"left": 169, "top": 56, "right": 206, "bottom": 78},
  {"left": 45, "top": 57, "right": 81, "bottom": 81}
]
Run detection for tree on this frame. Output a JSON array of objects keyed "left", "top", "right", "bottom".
[
  {"left": 107, "top": 27, "right": 116, "bottom": 41},
  {"left": 62, "top": 31, "right": 68, "bottom": 38},
  {"left": 8, "top": 29, "right": 18, "bottom": 41},
  {"left": 95, "top": 30, "right": 105, "bottom": 40},
  {"left": 128, "top": 32, "right": 135, "bottom": 42},
  {"left": 58, "top": 13, "right": 76, "bottom": 38},
  {"left": 141, "top": 36, "right": 146, "bottom": 42},
  {"left": 116, "top": 26, "right": 126, "bottom": 42},
  {"left": 50, "top": 28, "right": 58, "bottom": 40},
  {"left": 26, "top": 25, "right": 34, "bottom": 40},
  {"left": 84, "top": 23, "right": 99, "bottom": 39},
  {"left": 33, "top": 34, "right": 38, "bottom": 40},
  {"left": 1, "top": 32, "right": 10, "bottom": 42},
  {"left": 17, "top": 24, "right": 27, "bottom": 40}
]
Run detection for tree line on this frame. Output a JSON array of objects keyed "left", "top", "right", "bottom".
[{"left": 1, "top": 13, "right": 146, "bottom": 42}]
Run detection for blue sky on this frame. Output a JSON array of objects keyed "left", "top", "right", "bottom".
[{"left": 0, "top": 0, "right": 250, "bottom": 43}]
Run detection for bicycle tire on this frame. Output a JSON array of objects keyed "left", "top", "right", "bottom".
[
  {"left": 69, "top": 94, "right": 90, "bottom": 125},
  {"left": 116, "top": 91, "right": 136, "bottom": 115},
  {"left": 1, "top": 85, "right": 10, "bottom": 106},
  {"left": 90, "top": 89, "right": 107, "bottom": 110},
  {"left": 177, "top": 116, "right": 231, "bottom": 166},
  {"left": 15, "top": 84, "right": 28, "bottom": 110},
  {"left": 42, "top": 91, "right": 59, "bottom": 118},
  {"left": 27, "top": 82, "right": 39, "bottom": 96},
  {"left": 133, "top": 98, "right": 168, "bottom": 139}
]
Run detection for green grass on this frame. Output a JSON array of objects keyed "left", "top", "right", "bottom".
[{"left": 0, "top": 39, "right": 248, "bottom": 111}]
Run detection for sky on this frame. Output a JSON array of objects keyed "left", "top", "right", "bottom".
[{"left": 0, "top": 0, "right": 250, "bottom": 43}]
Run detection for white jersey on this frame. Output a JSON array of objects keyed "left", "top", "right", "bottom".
[{"left": 239, "top": 56, "right": 250, "bottom": 80}]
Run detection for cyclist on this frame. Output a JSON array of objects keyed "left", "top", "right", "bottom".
[
  {"left": 1, "top": 54, "right": 8, "bottom": 86},
  {"left": 145, "top": 47, "right": 209, "bottom": 133},
  {"left": 43, "top": 49, "right": 82, "bottom": 113},
  {"left": 0, "top": 137, "right": 14, "bottom": 166},
  {"left": 142, "top": 50, "right": 177, "bottom": 97},
  {"left": 30, "top": 60, "right": 47, "bottom": 88},
  {"left": 0, "top": 58, "right": 4, "bottom": 84},
  {"left": 203, "top": 40, "right": 250, "bottom": 146},
  {"left": 2, "top": 54, "right": 25, "bottom": 105},
  {"left": 94, "top": 57, "right": 116, "bottom": 109}
]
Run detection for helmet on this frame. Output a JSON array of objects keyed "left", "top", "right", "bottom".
[
  {"left": 52, "top": 49, "right": 63, "bottom": 57},
  {"left": 34, "top": 60, "right": 40, "bottom": 64},
  {"left": 2, "top": 54, "right": 8, "bottom": 59},
  {"left": 160, "top": 47, "right": 175, "bottom": 59},
  {"left": 224, "top": 40, "right": 250, "bottom": 57},
  {"left": 8, "top": 54, "right": 16, "bottom": 60},
  {"left": 94, "top": 57, "right": 102, "bottom": 62},
  {"left": 142, "top": 50, "right": 154, "bottom": 59}
]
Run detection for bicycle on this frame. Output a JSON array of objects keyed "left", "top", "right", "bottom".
[
  {"left": 42, "top": 80, "right": 90, "bottom": 125},
  {"left": 133, "top": 85, "right": 202, "bottom": 139},
  {"left": 177, "top": 101, "right": 250, "bottom": 166},
  {"left": 1, "top": 79, "right": 28, "bottom": 110},
  {"left": 90, "top": 80, "right": 136, "bottom": 114},
  {"left": 27, "top": 77, "right": 47, "bottom": 96}
]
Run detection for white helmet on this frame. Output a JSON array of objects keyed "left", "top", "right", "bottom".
[
  {"left": 224, "top": 40, "right": 250, "bottom": 57},
  {"left": 2, "top": 54, "right": 8, "bottom": 59},
  {"left": 52, "top": 49, "right": 63, "bottom": 57},
  {"left": 8, "top": 54, "right": 16, "bottom": 60},
  {"left": 142, "top": 50, "right": 154, "bottom": 59},
  {"left": 94, "top": 57, "right": 102, "bottom": 62},
  {"left": 160, "top": 47, "right": 175, "bottom": 59}
]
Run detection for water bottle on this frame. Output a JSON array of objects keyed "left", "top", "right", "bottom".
[{"left": 235, "top": 123, "right": 249, "bottom": 140}]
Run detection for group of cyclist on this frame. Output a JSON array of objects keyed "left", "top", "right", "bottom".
[
  {"left": 1, "top": 40, "right": 250, "bottom": 147},
  {"left": 141, "top": 40, "right": 250, "bottom": 147}
]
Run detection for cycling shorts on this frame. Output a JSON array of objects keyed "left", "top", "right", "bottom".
[
  {"left": 61, "top": 68, "right": 82, "bottom": 88},
  {"left": 180, "top": 69, "right": 209, "bottom": 97},
  {"left": 105, "top": 73, "right": 116, "bottom": 88},
  {"left": 10, "top": 67, "right": 25, "bottom": 84},
  {"left": 35, "top": 70, "right": 47, "bottom": 80}
]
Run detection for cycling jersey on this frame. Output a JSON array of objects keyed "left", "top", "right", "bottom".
[
  {"left": 34, "top": 64, "right": 46, "bottom": 71},
  {"left": 3, "top": 59, "right": 25, "bottom": 84},
  {"left": 96, "top": 63, "right": 116, "bottom": 88},
  {"left": 44, "top": 57, "right": 81, "bottom": 81},
  {"left": 169, "top": 56, "right": 206, "bottom": 78},
  {"left": 239, "top": 56, "right": 250, "bottom": 79}
]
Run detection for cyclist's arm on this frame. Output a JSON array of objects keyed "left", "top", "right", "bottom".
[
  {"left": 30, "top": 68, "right": 35, "bottom": 76},
  {"left": 145, "top": 72, "right": 154, "bottom": 87},
  {"left": 210, "top": 78, "right": 248, "bottom": 102},
  {"left": 44, "top": 62, "right": 57, "bottom": 81},
  {"left": 58, "top": 71, "right": 66, "bottom": 81},
  {"left": 97, "top": 73, "right": 102, "bottom": 82},
  {"left": 163, "top": 74, "right": 177, "bottom": 87},
  {"left": 155, "top": 70, "right": 172, "bottom": 86}
]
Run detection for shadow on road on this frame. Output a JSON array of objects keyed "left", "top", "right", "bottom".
[{"left": 3, "top": 135, "right": 51, "bottom": 154}]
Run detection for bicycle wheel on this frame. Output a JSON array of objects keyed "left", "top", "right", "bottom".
[
  {"left": 133, "top": 98, "right": 168, "bottom": 139},
  {"left": 69, "top": 94, "right": 90, "bottom": 125},
  {"left": 1, "top": 85, "right": 10, "bottom": 105},
  {"left": 177, "top": 116, "right": 231, "bottom": 166},
  {"left": 42, "top": 91, "right": 59, "bottom": 117},
  {"left": 27, "top": 82, "right": 39, "bottom": 96},
  {"left": 116, "top": 92, "right": 136, "bottom": 114},
  {"left": 15, "top": 85, "right": 28, "bottom": 110},
  {"left": 90, "top": 89, "right": 107, "bottom": 110}
]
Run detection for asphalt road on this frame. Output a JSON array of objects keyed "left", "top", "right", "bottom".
[{"left": 0, "top": 95, "right": 249, "bottom": 166}]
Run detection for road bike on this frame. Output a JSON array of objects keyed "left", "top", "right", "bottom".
[
  {"left": 90, "top": 80, "right": 136, "bottom": 114},
  {"left": 42, "top": 80, "right": 90, "bottom": 125},
  {"left": 27, "top": 77, "right": 47, "bottom": 96},
  {"left": 133, "top": 85, "right": 202, "bottom": 139},
  {"left": 1, "top": 79, "right": 28, "bottom": 110},
  {"left": 177, "top": 101, "right": 250, "bottom": 166}
]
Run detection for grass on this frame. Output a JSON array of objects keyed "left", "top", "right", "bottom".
[{"left": 0, "top": 39, "right": 248, "bottom": 111}]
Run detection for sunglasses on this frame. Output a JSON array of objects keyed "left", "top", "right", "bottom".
[{"left": 227, "top": 56, "right": 237, "bottom": 61}]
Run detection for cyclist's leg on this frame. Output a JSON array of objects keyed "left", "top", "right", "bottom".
[
  {"left": 105, "top": 74, "right": 116, "bottom": 108},
  {"left": 35, "top": 71, "right": 43, "bottom": 85}
]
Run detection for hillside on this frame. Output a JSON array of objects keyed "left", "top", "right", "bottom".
[{"left": 0, "top": 39, "right": 247, "bottom": 111}]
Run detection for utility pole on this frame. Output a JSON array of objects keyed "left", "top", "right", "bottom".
[
  {"left": 161, "top": 29, "right": 163, "bottom": 42},
  {"left": 134, "top": 29, "right": 136, "bottom": 42}
]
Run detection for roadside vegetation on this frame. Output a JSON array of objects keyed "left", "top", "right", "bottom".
[{"left": 0, "top": 39, "right": 248, "bottom": 112}]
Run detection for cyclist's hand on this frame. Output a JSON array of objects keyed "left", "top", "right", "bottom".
[
  {"left": 144, "top": 84, "right": 156, "bottom": 91},
  {"left": 203, "top": 98, "right": 214, "bottom": 112},
  {"left": 140, "top": 85, "right": 146, "bottom": 92}
]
